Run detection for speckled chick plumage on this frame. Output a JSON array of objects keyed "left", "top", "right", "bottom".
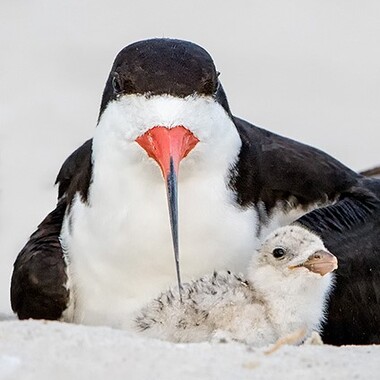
[{"left": 135, "top": 225, "right": 336, "bottom": 346}]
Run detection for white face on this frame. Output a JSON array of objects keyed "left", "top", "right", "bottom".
[
  {"left": 90, "top": 93, "right": 246, "bottom": 296},
  {"left": 255, "top": 225, "right": 338, "bottom": 278},
  {"left": 94, "top": 94, "right": 241, "bottom": 175},
  {"left": 98, "top": 94, "right": 221, "bottom": 141}
]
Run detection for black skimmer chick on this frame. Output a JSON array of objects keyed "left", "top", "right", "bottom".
[
  {"left": 10, "top": 39, "right": 380, "bottom": 344},
  {"left": 135, "top": 225, "right": 337, "bottom": 345}
]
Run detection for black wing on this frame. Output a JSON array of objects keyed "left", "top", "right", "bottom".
[
  {"left": 11, "top": 201, "right": 69, "bottom": 319},
  {"left": 297, "top": 179, "right": 380, "bottom": 345},
  {"left": 10, "top": 140, "right": 93, "bottom": 320},
  {"left": 56, "top": 139, "right": 93, "bottom": 202},
  {"left": 233, "top": 117, "right": 380, "bottom": 345},
  {"left": 232, "top": 117, "right": 359, "bottom": 212}
]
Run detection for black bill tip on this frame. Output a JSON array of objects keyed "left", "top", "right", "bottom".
[{"left": 166, "top": 157, "right": 183, "bottom": 301}]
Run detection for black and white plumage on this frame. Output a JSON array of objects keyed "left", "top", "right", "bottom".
[
  {"left": 297, "top": 180, "right": 380, "bottom": 345},
  {"left": 10, "top": 38, "right": 380, "bottom": 344},
  {"left": 135, "top": 225, "right": 337, "bottom": 345}
]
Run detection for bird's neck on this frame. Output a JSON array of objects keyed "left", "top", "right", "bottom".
[
  {"left": 249, "top": 266, "right": 333, "bottom": 337},
  {"left": 88, "top": 96, "right": 246, "bottom": 214}
]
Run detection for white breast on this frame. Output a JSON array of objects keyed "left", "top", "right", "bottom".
[
  {"left": 60, "top": 95, "right": 308, "bottom": 329},
  {"left": 62, "top": 169, "right": 258, "bottom": 328},
  {"left": 59, "top": 95, "right": 258, "bottom": 328}
]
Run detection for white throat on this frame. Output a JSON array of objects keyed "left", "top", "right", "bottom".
[
  {"left": 61, "top": 94, "right": 259, "bottom": 328},
  {"left": 93, "top": 94, "right": 241, "bottom": 173},
  {"left": 249, "top": 262, "right": 333, "bottom": 336}
]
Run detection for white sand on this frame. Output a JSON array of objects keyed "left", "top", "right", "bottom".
[
  {"left": 1, "top": 1, "right": 380, "bottom": 378},
  {"left": 0, "top": 320, "right": 379, "bottom": 380}
]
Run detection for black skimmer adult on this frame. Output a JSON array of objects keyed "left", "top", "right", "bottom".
[
  {"left": 11, "top": 38, "right": 380, "bottom": 344},
  {"left": 135, "top": 225, "right": 337, "bottom": 345}
]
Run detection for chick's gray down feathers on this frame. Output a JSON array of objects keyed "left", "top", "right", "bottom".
[{"left": 135, "top": 226, "right": 335, "bottom": 345}]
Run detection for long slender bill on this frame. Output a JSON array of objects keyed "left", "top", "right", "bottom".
[
  {"left": 166, "top": 157, "right": 182, "bottom": 299},
  {"left": 135, "top": 126, "right": 199, "bottom": 300}
]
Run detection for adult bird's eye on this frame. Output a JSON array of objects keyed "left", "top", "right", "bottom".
[
  {"left": 112, "top": 73, "right": 122, "bottom": 94},
  {"left": 272, "top": 248, "right": 286, "bottom": 259}
]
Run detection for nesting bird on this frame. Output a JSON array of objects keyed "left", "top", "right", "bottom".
[
  {"left": 135, "top": 225, "right": 337, "bottom": 346},
  {"left": 11, "top": 39, "right": 380, "bottom": 344}
]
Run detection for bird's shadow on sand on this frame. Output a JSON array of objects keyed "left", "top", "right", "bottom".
[{"left": 0, "top": 313, "right": 16, "bottom": 321}]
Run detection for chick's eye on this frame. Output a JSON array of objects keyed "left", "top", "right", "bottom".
[{"left": 272, "top": 248, "right": 286, "bottom": 259}]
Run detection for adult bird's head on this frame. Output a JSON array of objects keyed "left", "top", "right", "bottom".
[{"left": 93, "top": 39, "right": 238, "bottom": 295}]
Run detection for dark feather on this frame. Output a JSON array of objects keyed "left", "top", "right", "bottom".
[
  {"left": 360, "top": 166, "right": 380, "bottom": 178},
  {"left": 98, "top": 39, "right": 219, "bottom": 119},
  {"left": 11, "top": 140, "right": 93, "bottom": 320},
  {"left": 231, "top": 117, "right": 359, "bottom": 213},
  {"left": 55, "top": 139, "right": 93, "bottom": 204},
  {"left": 296, "top": 179, "right": 380, "bottom": 345},
  {"left": 10, "top": 200, "right": 69, "bottom": 320},
  {"left": 297, "top": 184, "right": 380, "bottom": 234}
]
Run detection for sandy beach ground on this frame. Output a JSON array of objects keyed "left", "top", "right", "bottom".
[
  {"left": 1, "top": 1, "right": 380, "bottom": 378},
  {"left": 0, "top": 320, "right": 379, "bottom": 380}
]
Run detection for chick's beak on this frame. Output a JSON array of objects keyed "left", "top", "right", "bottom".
[{"left": 290, "top": 250, "right": 338, "bottom": 276}]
